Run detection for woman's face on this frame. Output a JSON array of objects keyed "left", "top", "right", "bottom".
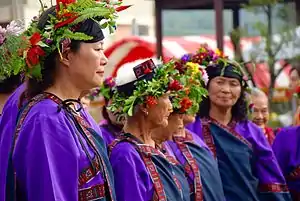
[
  {"left": 183, "top": 114, "right": 196, "bottom": 125},
  {"left": 208, "top": 76, "right": 242, "bottom": 109},
  {"left": 67, "top": 41, "right": 108, "bottom": 90},
  {"left": 167, "top": 113, "right": 184, "bottom": 135},
  {"left": 147, "top": 95, "right": 173, "bottom": 128}
]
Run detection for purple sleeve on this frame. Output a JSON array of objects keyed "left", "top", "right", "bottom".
[
  {"left": 110, "top": 142, "right": 153, "bottom": 201},
  {"left": 13, "top": 114, "right": 79, "bottom": 201},
  {"left": 237, "top": 122, "right": 287, "bottom": 186}
]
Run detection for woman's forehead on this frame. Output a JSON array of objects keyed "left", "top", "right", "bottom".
[{"left": 212, "top": 76, "right": 239, "bottom": 82}]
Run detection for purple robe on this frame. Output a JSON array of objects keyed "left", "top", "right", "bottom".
[
  {"left": 0, "top": 84, "right": 25, "bottom": 201},
  {"left": 99, "top": 120, "right": 122, "bottom": 146},
  {"left": 186, "top": 116, "right": 291, "bottom": 201},
  {"left": 272, "top": 126, "right": 300, "bottom": 200},
  {"left": 1, "top": 92, "right": 115, "bottom": 201}
]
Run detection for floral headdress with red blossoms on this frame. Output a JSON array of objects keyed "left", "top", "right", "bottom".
[
  {"left": 0, "top": 0, "right": 130, "bottom": 80},
  {"left": 0, "top": 20, "right": 25, "bottom": 80},
  {"left": 109, "top": 59, "right": 177, "bottom": 116}
]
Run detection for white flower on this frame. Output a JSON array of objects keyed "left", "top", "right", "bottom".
[{"left": 201, "top": 69, "right": 209, "bottom": 85}]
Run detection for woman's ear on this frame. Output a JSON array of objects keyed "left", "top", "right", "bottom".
[
  {"left": 139, "top": 104, "right": 149, "bottom": 116},
  {"left": 60, "top": 47, "right": 72, "bottom": 67}
]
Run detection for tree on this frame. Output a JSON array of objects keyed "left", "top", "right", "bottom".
[{"left": 242, "top": 0, "right": 298, "bottom": 106}]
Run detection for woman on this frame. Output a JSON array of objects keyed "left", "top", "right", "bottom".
[
  {"left": 98, "top": 76, "right": 124, "bottom": 145},
  {"left": 108, "top": 59, "right": 190, "bottom": 201},
  {"left": 186, "top": 59, "right": 292, "bottom": 200},
  {"left": 1, "top": 1, "right": 129, "bottom": 200},
  {"left": 152, "top": 58, "right": 225, "bottom": 201},
  {"left": 272, "top": 126, "right": 300, "bottom": 200}
]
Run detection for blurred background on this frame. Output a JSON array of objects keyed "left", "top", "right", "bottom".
[{"left": 1, "top": 0, "right": 299, "bottom": 126}]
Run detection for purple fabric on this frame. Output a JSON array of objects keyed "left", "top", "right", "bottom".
[
  {"left": 99, "top": 120, "right": 122, "bottom": 146},
  {"left": 272, "top": 126, "right": 300, "bottom": 193},
  {"left": 186, "top": 116, "right": 287, "bottom": 186},
  {"left": 0, "top": 84, "right": 25, "bottom": 201},
  {"left": 109, "top": 142, "right": 154, "bottom": 201},
  {"left": 1, "top": 92, "right": 106, "bottom": 201}
]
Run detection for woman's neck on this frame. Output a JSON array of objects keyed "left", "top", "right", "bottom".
[
  {"left": 0, "top": 94, "right": 10, "bottom": 114},
  {"left": 172, "top": 127, "right": 186, "bottom": 138},
  {"left": 124, "top": 117, "right": 155, "bottom": 147},
  {"left": 209, "top": 104, "right": 232, "bottom": 126},
  {"left": 45, "top": 77, "right": 81, "bottom": 101}
]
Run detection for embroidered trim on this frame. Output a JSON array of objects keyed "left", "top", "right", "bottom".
[
  {"left": 109, "top": 136, "right": 168, "bottom": 201},
  {"left": 258, "top": 183, "right": 289, "bottom": 193},
  {"left": 79, "top": 184, "right": 106, "bottom": 201},
  {"left": 173, "top": 133, "right": 204, "bottom": 201},
  {"left": 78, "top": 157, "right": 100, "bottom": 186},
  {"left": 286, "top": 165, "right": 300, "bottom": 181},
  {"left": 72, "top": 114, "right": 115, "bottom": 200},
  {"left": 209, "top": 118, "right": 252, "bottom": 149},
  {"left": 201, "top": 121, "right": 217, "bottom": 158}
]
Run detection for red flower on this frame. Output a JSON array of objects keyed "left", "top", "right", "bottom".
[
  {"left": 168, "top": 80, "right": 183, "bottom": 91},
  {"left": 55, "top": 16, "right": 78, "bottom": 29},
  {"left": 30, "top": 33, "right": 42, "bottom": 46},
  {"left": 179, "top": 97, "right": 193, "bottom": 113},
  {"left": 26, "top": 46, "right": 45, "bottom": 67},
  {"left": 143, "top": 67, "right": 152, "bottom": 74},
  {"left": 296, "top": 86, "right": 300, "bottom": 94},
  {"left": 116, "top": 5, "right": 131, "bottom": 12},
  {"left": 174, "top": 61, "right": 185, "bottom": 73},
  {"left": 145, "top": 96, "right": 157, "bottom": 107}
]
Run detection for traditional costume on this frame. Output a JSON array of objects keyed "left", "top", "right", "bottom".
[
  {"left": 0, "top": 1, "right": 129, "bottom": 200},
  {"left": 186, "top": 59, "right": 291, "bottom": 201},
  {"left": 109, "top": 59, "right": 190, "bottom": 201},
  {"left": 273, "top": 126, "right": 300, "bottom": 200}
]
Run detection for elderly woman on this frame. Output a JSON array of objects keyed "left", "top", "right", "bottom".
[
  {"left": 249, "top": 88, "right": 276, "bottom": 144},
  {"left": 152, "top": 58, "right": 226, "bottom": 201},
  {"left": 109, "top": 59, "right": 190, "bottom": 201},
  {"left": 0, "top": 1, "right": 129, "bottom": 200},
  {"left": 272, "top": 125, "right": 300, "bottom": 200},
  {"left": 186, "top": 59, "right": 292, "bottom": 200}
]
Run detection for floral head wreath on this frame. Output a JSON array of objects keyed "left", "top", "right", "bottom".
[
  {"left": 0, "top": 20, "right": 25, "bottom": 80},
  {"left": 88, "top": 76, "right": 116, "bottom": 101},
  {"left": 109, "top": 59, "right": 177, "bottom": 116},
  {"left": 0, "top": 0, "right": 130, "bottom": 80},
  {"left": 167, "top": 45, "right": 222, "bottom": 115}
]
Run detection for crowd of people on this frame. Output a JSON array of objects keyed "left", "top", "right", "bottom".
[{"left": 0, "top": 0, "right": 299, "bottom": 201}]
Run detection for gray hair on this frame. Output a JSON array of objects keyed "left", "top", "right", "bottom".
[{"left": 250, "top": 87, "right": 268, "bottom": 100}]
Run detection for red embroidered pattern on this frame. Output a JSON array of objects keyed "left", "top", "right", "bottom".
[
  {"left": 173, "top": 132, "right": 204, "bottom": 201},
  {"left": 258, "top": 183, "right": 289, "bottom": 192},
  {"left": 286, "top": 165, "right": 300, "bottom": 181},
  {"left": 79, "top": 184, "right": 106, "bottom": 201},
  {"left": 109, "top": 136, "right": 168, "bottom": 201},
  {"left": 78, "top": 157, "right": 100, "bottom": 186},
  {"left": 201, "top": 121, "right": 217, "bottom": 158}
]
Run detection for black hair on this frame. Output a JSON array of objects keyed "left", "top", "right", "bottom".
[
  {"left": 0, "top": 74, "right": 21, "bottom": 94},
  {"left": 20, "top": 6, "right": 81, "bottom": 104}
]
